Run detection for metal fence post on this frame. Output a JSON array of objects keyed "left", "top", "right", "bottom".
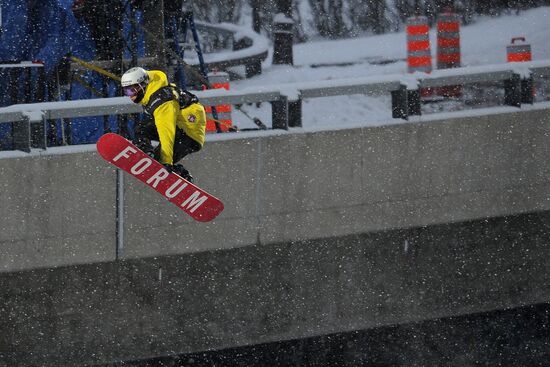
[
  {"left": 271, "top": 95, "right": 289, "bottom": 130},
  {"left": 288, "top": 99, "right": 302, "bottom": 127},
  {"left": 521, "top": 76, "right": 534, "bottom": 104},
  {"left": 391, "top": 85, "right": 409, "bottom": 120},
  {"left": 12, "top": 115, "right": 31, "bottom": 153},
  {"left": 116, "top": 169, "right": 124, "bottom": 260},
  {"left": 407, "top": 89, "right": 422, "bottom": 116},
  {"left": 504, "top": 73, "right": 522, "bottom": 107}
]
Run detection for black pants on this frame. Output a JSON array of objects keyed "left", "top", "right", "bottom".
[{"left": 134, "top": 119, "right": 201, "bottom": 163}]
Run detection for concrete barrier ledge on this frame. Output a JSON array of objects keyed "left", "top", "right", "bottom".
[{"left": 1, "top": 105, "right": 549, "bottom": 272}]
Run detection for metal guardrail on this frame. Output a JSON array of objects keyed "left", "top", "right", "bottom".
[{"left": 1, "top": 60, "right": 549, "bottom": 152}]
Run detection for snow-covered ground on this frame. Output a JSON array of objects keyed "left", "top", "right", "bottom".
[{"left": 229, "top": 7, "right": 550, "bottom": 130}]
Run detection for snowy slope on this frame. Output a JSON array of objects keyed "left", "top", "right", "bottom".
[{"left": 230, "top": 7, "right": 550, "bottom": 130}]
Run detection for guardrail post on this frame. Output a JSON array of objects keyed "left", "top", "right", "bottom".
[
  {"left": 38, "top": 114, "right": 47, "bottom": 150},
  {"left": 31, "top": 115, "right": 48, "bottom": 150},
  {"left": 13, "top": 111, "right": 47, "bottom": 152},
  {"left": 271, "top": 95, "right": 289, "bottom": 130},
  {"left": 12, "top": 115, "right": 31, "bottom": 153},
  {"left": 407, "top": 89, "right": 422, "bottom": 116},
  {"left": 504, "top": 73, "right": 522, "bottom": 107},
  {"left": 521, "top": 75, "right": 534, "bottom": 104},
  {"left": 28, "top": 111, "right": 47, "bottom": 149},
  {"left": 288, "top": 100, "right": 302, "bottom": 127},
  {"left": 391, "top": 85, "right": 409, "bottom": 120}
]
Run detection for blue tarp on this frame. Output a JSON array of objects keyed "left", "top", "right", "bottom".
[
  {"left": 0, "top": 0, "right": 142, "bottom": 146},
  {"left": 0, "top": 0, "right": 94, "bottom": 72}
]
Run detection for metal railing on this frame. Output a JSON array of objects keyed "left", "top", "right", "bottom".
[
  {"left": 1, "top": 60, "right": 549, "bottom": 152},
  {"left": 0, "top": 61, "right": 47, "bottom": 105}
]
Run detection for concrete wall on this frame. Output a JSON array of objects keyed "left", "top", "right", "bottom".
[
  {"left": 1, "top": 106, "right": 550, "bottom": 271},
  {"left": 1, "top": 106, "right": 550, "bottom": 365},
  {"left": 0, "top": 152, "right": 116, "bottom": 270}
]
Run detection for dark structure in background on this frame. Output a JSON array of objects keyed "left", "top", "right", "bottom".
[{"left": 72, "top": 0, "right": 125, "bottom": 62}]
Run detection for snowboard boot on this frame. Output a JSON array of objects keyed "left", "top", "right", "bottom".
[
  {"left": 135, "top": 142, "right": 157, "bottom": 159},
  {"left": 172, "top": 164, "right": 194, "bottom": 183}
]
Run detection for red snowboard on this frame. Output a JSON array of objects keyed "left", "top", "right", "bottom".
[{"left": 97, "top": 133, "right": 223, "bottom": 222}]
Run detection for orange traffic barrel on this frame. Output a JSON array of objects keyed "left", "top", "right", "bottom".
[
  {"left": 436, "top": 11, "right": 461, "bottom": 69},
  {"left": 204, "top": 71, "right": 232, "bottom": 132},
  {"left": 507, "top": 37, "right": 532, "bottom": 62},
  {"left": 436, "top": 11, "right": 461, "bottom": 97},
  {"left": 406, "top": 16, "right": 432, "bottom": 73}
]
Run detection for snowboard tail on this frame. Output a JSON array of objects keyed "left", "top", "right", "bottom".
[{"left": 96, "top": 133, "right": 223, "bottom": 222}]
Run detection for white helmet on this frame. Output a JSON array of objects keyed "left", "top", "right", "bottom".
[
  {"left": 121, "top": 67, "right": 149, "bottom": 102},
  {"left": 121, "top": 67, "right": 149, "bottom": 87}
]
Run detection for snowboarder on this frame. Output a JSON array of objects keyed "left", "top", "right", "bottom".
[{"left": 120, "top": 67, "right": 206, "bottom": 182}]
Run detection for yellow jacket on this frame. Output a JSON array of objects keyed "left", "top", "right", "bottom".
[{"left": 140, "top": 70, "right": 206, "bottom": 164}]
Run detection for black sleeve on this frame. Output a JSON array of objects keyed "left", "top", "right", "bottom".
[
  {"left": 177, "top": 88, "right": 199, "bottom": 109},
  {"left": 144, "top": 86, "right": 174, "bottom": 115}
]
